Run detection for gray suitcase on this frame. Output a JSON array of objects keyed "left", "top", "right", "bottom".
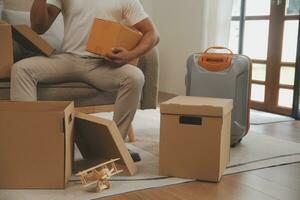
[{"left": 186, "top": 47, "right": 251, "bottom": 146}]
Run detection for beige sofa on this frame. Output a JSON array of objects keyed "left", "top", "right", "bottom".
[{"left": 0, "top": 0, "right": 159, "bottom": 110}]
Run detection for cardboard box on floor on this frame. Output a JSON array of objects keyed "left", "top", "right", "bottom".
[
  {"left": 74, "top": 112, "right": 137, "bottom": 176},
  {"left": 86, "top": 18, "right": 143, "bottom": 66},
  {"left": 0, "top": 102, "right": 136, "bottom": 189},
  {"left": 0, "top": 101, "right": 74, "bottom": 189},
  {"left": 159, "top": 96, "right": 233, "bottom": 182},
  {"left": 0, "top": 20, "right": 55, "bottom": 78}
]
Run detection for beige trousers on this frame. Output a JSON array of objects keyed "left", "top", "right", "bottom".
[{"left": 10, "top": 53, "right": 145, "bottom": 139}]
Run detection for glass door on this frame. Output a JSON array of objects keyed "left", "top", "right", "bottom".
[
  {"left": 229, "top": 0, "right": 300, "bottom": 116},
  {"left": 276, "top": 0, "right": 299, "bottom": 114}
]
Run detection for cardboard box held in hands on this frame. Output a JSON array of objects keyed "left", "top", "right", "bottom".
[
  {"left": 0, "top": 20, "right": 55, "bottom": 79},
  {"left": 86, "top": 18, "right": 143, "bottom": 66}
]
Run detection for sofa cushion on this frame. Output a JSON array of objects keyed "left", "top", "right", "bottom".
[
  {"left": 0, "top": 81, "right": 94, "bottom": 89},
  {"left": 2, "top": 9, "right": 64, "bottom": 51},
  {"left": 0, "top": 80, "right": 118, "bottom": 107}
]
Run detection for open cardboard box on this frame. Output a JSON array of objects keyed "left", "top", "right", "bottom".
[
  {"left": 86, "top": 18, "right": 143, "bottom": 66},
  {"left": 0, "top": 20, "right": 55, "bottom": 78},
  {"left": 0, "top": 101, "right": 74, "bottom": 189},
  {"left": 0, "top": 103, "right": 137, "bottom": 189},
  {"left": 74, "top": 112, "right": 137, "bottom": 176}
]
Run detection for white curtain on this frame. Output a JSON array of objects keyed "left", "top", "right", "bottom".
[{"left": 199, "top": 0, "right": 234, "bottom": 51}]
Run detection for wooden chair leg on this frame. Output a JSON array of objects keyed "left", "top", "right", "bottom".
[{"left": 128, "top": 125, "right": 136, "bottom": 143}]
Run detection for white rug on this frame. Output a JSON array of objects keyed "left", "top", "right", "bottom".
[
  {"left": 1, "top": 109, "right": 300, "bottom": 200},
  {"left": 250, "top": 109, "right": 294, "bottom": 125}
]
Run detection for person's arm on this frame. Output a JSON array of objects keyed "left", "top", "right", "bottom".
[
  {"left": 30, "top": 0, "right": 61, "bottom": 34},
  {"left": 106, "top": 18, "right": 160, "bottom": 65}
]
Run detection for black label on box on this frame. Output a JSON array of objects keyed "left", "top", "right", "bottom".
[{"left": 179, "top": 116, "right": 202, "bottom": 125}]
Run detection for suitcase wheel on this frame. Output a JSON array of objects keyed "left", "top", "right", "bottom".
[{"left": 230, "top": 138, "right": 243, "bottom": 148}]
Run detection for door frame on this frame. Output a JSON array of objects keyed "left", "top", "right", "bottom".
[
  {"left": 235, "top": 0, "right": 300, "bottom": 117},
  {"left": 292, "top": 11, "right": 300, "bottom": 119}
]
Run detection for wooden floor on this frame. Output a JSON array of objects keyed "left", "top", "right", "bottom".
[{"left": 101, "top": 92, "right": 300, "bottom": 200}]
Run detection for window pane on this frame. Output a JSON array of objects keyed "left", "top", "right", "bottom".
[
  {"left": 251, "top": 84, "right": 265, "bottom": 102},
  {"left": 282, "top": 20, "right": 299, "bottom": 63},
  {"left": 229, "top": 21, "right": 240, "bottom": 53},
  {"left": 246, "top": 0, "right": 271, "bottom": 16},
  {"left": 232, "top": 0, "right": 242, "bottom": 16},
  {"left": 286, "top": 0, "right": 300, "bottom": 15},
  {"left": 278, "top": 88, "right": 294, "bottom": 108},
  {"left": 243, "top": 20, "right": 269, "bottom": 60},
  {"left": 252, "top": 64, "right": 267, "bottom": 81},
  {"left": 280, "top": 66, "right": 295, "bottom": 85}
]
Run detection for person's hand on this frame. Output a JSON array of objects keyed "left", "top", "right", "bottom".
[{"left": 106, "top": 48, "right": 136, "bottom": 65}]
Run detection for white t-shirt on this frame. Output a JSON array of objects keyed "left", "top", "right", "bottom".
[{"left": 47, "top": 0, "right": 148, "bottom": 57}]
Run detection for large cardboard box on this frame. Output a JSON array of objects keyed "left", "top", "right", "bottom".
[
  {"left": 74, "top": 112, "right": 137, "bottom": 176},
  {"left": 0, "top": 20, "right": 55, "bottom": 78},
  {"left": 0, "top": 101, "right": 74, "bottom": 189},
  {"left": 86, "top": 18, "right": 143, "bottom": 65},
  {"left": 159, "top": 96, "right": 233, "bottom": 182}
]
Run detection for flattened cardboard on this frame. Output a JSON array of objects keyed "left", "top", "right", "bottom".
[
  {"left": 0, "top": 22, "right": 55, "bottom": 78},
  {"left": 12, "top": 25, "right": 55, "bottom": 57},
  {"left": 0, "top": 22, "right": 13, "bottom": 78},
  {"left": 74, "top": 112, "right": 137, "bottom": 176},
  {"left": 86, "top": 18, "right": 142, "bottom": 66},
  {"left": 63, "top": 103, "right": 75, "bottom": 184},
  {"left": 159, "top": 96, "right": 233, "bottom": 182},
  {"left": 0, "top": 101, "right": 74, "bottom": 189}
]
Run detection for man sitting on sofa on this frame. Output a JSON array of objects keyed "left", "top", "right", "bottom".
[{"left": 10, "top": 0, "right": 160, "bottom": 162}]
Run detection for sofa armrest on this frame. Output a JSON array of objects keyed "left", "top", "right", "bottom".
[
  {"left": 0, "top": 4, "right": 3, "bottom": 19},
  {"left": 138, "top": 47, "right": 159, "bottom": 110}
]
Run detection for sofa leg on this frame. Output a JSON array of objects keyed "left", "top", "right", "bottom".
[{"left": 128, "top": 125, "right": 136, "bottom": 143}]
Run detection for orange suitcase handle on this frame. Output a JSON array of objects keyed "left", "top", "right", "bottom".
[{"left": 198, "top": 46, "right": 233, "bottom": 72}]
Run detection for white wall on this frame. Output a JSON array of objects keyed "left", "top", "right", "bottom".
[
  {"left": 146, "top": 1, "right": 204, "bottom": 95},
  {"left": 140, "top": 0, "right": 153, "bottom": 17}
]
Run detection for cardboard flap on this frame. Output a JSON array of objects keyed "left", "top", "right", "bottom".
[
  {"left": 0, "top": 23, "right": 13, "bottom": 79},
  {"left": 12, "top": 25, "right": 55, "bottom": 57},
  {"left": 0, "top": 101, "right": 73, "bottom": 112},
  {"left": 160, "top": 96, "right": 233, "bottom": 117},
  {"left": 74, "top": 112, "right": 137, "bottom": 176},
  {"left": 0, "top": 20, "right": 9, "bottom": 24},
  {"left": 63, "top": 102, "right": 75, "bottom": 185}
]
